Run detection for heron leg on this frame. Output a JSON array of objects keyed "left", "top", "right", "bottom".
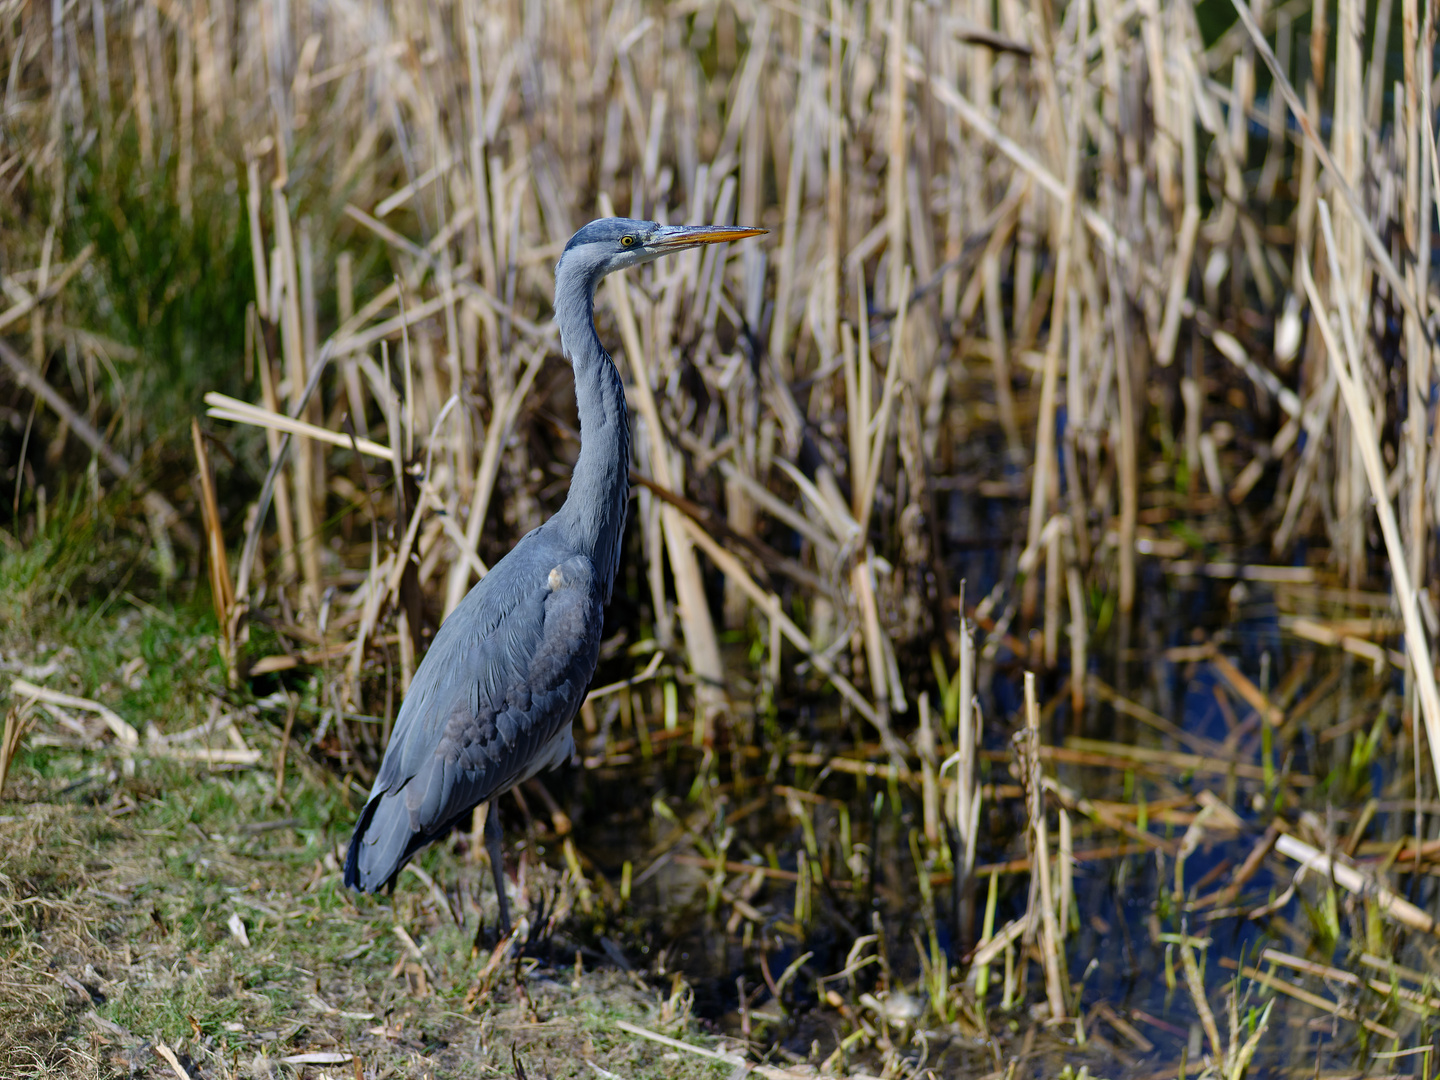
[{"left": 484, "top": 800, "right": 512, "bottom": 940}]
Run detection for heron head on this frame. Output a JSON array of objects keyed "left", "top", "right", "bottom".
[{"left": 557, "top": 217, "right": 766, "bottom": 284}]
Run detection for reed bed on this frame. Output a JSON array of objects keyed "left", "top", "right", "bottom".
[{"left": 5, "top": 0, "right": 1440, "bottom": 1074}]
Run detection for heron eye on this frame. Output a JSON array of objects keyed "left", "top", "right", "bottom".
[{"left": 621, "top": 235, "right": 635, "bottom": 247}]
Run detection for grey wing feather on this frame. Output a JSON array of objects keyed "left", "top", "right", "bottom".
[{"left": 344, "top": 530, "right": 603, "bottom": 892}]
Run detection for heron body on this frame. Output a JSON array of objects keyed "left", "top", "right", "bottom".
[{"left": 344, "top": 217, "right": 764, "bottom": 934}]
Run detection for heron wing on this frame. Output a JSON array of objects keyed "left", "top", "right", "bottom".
[{"left": 345, "top": 537, "right": 603, "bottom": 891}]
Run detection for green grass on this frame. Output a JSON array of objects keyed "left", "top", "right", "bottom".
[
  {"left": 0, "top": 503, "right": 737, "bottom": 1079},
  {"left": 0, "top": 761, "right": 734, "bottom": 1077},
  {"left": 61, "top": 128, "right": 254, "bottom": 436},
  {"left": 0, "top": 751, "right": 735, "bottom": 1078}
]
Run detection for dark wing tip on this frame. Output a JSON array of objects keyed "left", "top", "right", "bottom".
[
  {"left": 343, "top": 818, "right": 365, "bottom": 891},
  {"left": 344, "top": 795, "right": 389, "bottom": 893},
  {"left": 342, "top": 831, "right": 364, "bottom": 891},
  {"left": 345, "top": 784, "right": 454, "bottom": 895}
]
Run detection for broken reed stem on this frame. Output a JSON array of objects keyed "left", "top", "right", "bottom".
[
  {"left": 1180, "top": 938, "right": 1224, "bottom": 1060},
  {"left": 1275, "top": 832, "right": 1438, "bottom": 936}
]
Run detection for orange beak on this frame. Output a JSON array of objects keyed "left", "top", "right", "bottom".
[{"left": 650, "top": 224, "right": 767, "bottom": 251}]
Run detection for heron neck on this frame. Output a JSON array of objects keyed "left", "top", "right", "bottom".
[{"left": 555, "top": 281, "right": 630, "bottom": 598}]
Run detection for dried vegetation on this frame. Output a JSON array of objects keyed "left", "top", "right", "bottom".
[{"left": 5, "top": 0, "right": 1440, "bottom": 1075}]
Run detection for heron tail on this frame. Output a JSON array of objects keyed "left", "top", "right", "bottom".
[{"left": 343, "top": 792, "right": 415, "bottom": 893}]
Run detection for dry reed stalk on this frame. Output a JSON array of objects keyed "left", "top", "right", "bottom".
[
  {"left": 271, "top": 181, "right": 322, "bottom": 612},
  {"left": 918, "top": 693, "right": 938, "bottom": 845},
  {"left": 0, "top": 702, "right": 34, "bottom": 801},
  {"left": 1272, "top": 368, "right": 1339, "bottom": 554},
  {"left": 1277, "top": 828, "right": 1437, "bottom": 936},
  {"left": 1154, "top": 88, "right": 1200, "bottom": 369},
  {"left": 884, "top": 0, "right": 907, "bottom": 314},
  {"left": 1043, "top": 524, "right": 1060, "bottom": 669},
  {"left": 1403, "top": 0, "right": 1434, "bottom": 727},
  {"left": 205, "top": 393, "right": 392, "bottom": 460},
  {"left": 1301, "top": 205, "right": 1440, "bottom": 797},
  {"left": 1332, "top": 0, "right": 1367, "bottom": 589},
  {"left": 1022, "top": 0, "right": 1085, "bottom": 630},
  {"left": 1095, "top": 246, "right": 1135, "bottom": 620},
  {"left": 1267, "top": 947, "right": 1440, "bottom": 1011},
  {"left": 334, "top": 252, "right": 369, "bottom": 442},
  {"left": 1057, "top": 807, "right": 1072, "bottom": 941},
  {"left": 948, "top": 614, "right": 980, "bottom": 917},
  {"left": 0, "top": 245, "right": 94, "bottom": 334},
  {"left": 823, "top": 0, "right": 844, "bottom": 377},
  {"left": 191, "top": 420, "right": 235, "bottom": 683},
  {"left": 10, "top": 678, "right": 139, "bottom": 748},
  {"left": 128, "top": 8, "right": 152, "bottom": 167},
  {"left": 1228, "top": 0, "right": 1417, "bottom": 325},
  {"left": 1022, "top": 672, "right": 1067, "bottom": 1020},
  {"left": 1064, "top": 523, "right": 1086, "bottom": 714},
  {"left": 765, "top": 15, "right": 811, "bottom": 380},
  {"left": 847, "top": 285, "right": 881, "bottom": 534},
  {"left": 1179, "top": 939, "right": 1223, "bottom": 1061},
  {"left": 853, "top": 555, "right": 892, "bottom": 718},
  {"left": 981, "top": 249, "right": 1021, "bottom": 458},
  {"left": 1235, "top": 961, "right": 1397, "bottom": 1039},
  {"left": 254, "top": 343, "right": 300, "bottom": 584}
]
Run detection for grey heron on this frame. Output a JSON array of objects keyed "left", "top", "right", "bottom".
[{"left": 344, "top": 217, "right": 765, "bottom": 937}]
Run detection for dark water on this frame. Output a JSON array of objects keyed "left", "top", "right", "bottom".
[{"left": 547, "top": 570, "right": 1438, "bottom": 1077}]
